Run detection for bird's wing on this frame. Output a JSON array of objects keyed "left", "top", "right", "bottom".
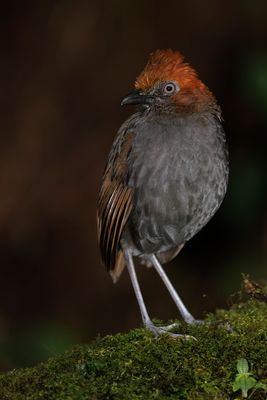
[{"left": 97, "top": 130, "right": 135, "bottom": 280}]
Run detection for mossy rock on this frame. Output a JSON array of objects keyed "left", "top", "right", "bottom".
[{"left": 0, "top": 300, "right": 267, "bottom": 399}]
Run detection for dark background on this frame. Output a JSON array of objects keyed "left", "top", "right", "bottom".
[{"left": 0, "top": 0, "right": 266, "bottom": 371}]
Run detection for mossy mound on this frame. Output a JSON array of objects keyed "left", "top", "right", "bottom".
[{"left": 0, "top": 300, "right": 267, "bottom": 399}]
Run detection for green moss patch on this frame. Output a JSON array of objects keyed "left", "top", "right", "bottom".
[{"left": 0, "top": 300, "right": 267, "bottom": 399}]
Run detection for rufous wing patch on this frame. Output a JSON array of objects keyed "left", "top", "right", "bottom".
[
  {"left": 97, "top": 181, "right": 132, "bottom": 272},
  {"left": 97, "top": 130, "right": 135, "bottom": 279}
]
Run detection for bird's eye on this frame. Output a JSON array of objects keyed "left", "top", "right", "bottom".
[{"left": 163, "top": 81, "right": 179, "bottom": 95}]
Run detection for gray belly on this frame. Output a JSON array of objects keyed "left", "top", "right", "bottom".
[{"left": 122, "top": 113, "right": 228, "bottom": 255}]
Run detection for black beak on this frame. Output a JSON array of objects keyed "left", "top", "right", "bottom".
[{"left": 121, "top": 90, "right": 153, "bottom": 106}]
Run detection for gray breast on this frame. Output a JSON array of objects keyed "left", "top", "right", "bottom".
[{"left": 123, "top": 112, "right": 228, "bottom": 255}]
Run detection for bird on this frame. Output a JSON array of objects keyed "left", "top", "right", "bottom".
[{"left": 97, "top": 49, "right": 229, "bottom": 337}]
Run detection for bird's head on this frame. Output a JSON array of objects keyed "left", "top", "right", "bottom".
[{"left": 122, "top": 49, "right": 217, "bottom": 114}]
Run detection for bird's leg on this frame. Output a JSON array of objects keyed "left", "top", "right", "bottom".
[
  {"left": 148, "top": 254, "right": 196, "bottom": 324},
  {"left": 123, "top": 247, "right": 154, "bottom": 330},
  {"left": 123, "top": 246, "right": 194, "bottom": 339}
]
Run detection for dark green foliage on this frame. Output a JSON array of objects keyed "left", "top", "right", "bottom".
[{"left": 0, "top": 300, "right": 266, "bottom": 399}]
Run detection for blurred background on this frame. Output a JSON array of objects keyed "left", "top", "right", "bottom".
[{"left": 0, "top": 0, "right": 266, "bottom": 371}]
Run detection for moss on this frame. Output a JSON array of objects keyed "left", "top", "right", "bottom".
[{"left": 0, "top": 300, "right": 267, "bottom": 399}]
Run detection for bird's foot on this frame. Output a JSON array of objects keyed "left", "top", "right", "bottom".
[
  {"left": 181, "top": 311, "right": 204, "bottom": 325},
  {"left": 187, "top": 318, "right": 203, "bottom": 325},
  {"left": 144, "top": 320, "right": 196, "bottom": 340}
]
